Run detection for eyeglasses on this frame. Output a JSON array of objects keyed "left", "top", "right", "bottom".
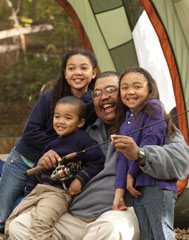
[{"left": 92, "top": 86, "right": 118, "bottom": 99}]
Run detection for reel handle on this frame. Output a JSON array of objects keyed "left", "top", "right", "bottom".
[
  {"left": 25, "top": 165, "right": 44, "bottom": 176},
  {"left": 62, "top": 152, "right": 77, "bottom": 160}
]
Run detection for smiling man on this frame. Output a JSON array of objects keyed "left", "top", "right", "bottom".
[
  {"left": 8, "top": 71, "right": 189, "bottom": 240},
  {"left": 91, "top": 73, "right": 119, "bottom": 125}
]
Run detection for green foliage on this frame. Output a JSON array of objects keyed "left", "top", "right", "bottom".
[
  {"left": 0, "top": 52, "right": 61, "bottom": 104},
  {"left": 0, "top": 0, "right": 83, "bottom": 137},
  {"left": 0, "top": 0, "right": 83, "bottom": 52},
  {"left": 0, "top": 2, "right": 11, "bottom": 30}
]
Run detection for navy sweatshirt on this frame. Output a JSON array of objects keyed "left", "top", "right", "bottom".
[
  {"left": 40, "top": 129, "right": 105, "bottom": 188},
  {"left": 15, "top": 89, "right": 97, "bottom": 163}
]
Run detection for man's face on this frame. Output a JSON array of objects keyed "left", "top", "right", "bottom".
[{"left": 93, "top": 76, "right": 119, "bottom": 125}]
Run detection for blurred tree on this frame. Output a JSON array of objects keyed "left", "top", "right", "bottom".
[{"left": 0, "top": 0, "right": 83, "bottom": 137}]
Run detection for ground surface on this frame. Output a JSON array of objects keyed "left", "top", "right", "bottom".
[{"left": 1, "top": 229, "right": 189, "bottom": 239}]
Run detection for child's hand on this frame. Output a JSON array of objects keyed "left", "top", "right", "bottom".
[
  {"left": 113, "top": 197, "right": 128, "bottom": 211},
  {"left": 127, "top": 174, "right": 141, "bottom": 198},
  {"left": 69, "top": 178, "right": 82, "bottom": 195},
  {"left": 112, "top": 188, "right": 127, "bottom": 211},
  {"left": 111, "top": 134, "right": 139, "bottom": 160},
  {"left": 38, "top": 150, "right": 61, "bottom": 169}
]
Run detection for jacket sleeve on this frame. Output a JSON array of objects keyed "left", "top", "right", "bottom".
[
  {"left": 141, "top": 128, "right": 189, "bottom": 180},
  {"left": 22, "top": 90, "right": 57, "bottom": 150},
  {"left": 115, "top": 152, "right": 128, "bottom": 189}
]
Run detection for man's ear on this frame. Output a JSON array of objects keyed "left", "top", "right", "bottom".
[{"left": 77, "top": 119, "right": 85, "bottom": 128}]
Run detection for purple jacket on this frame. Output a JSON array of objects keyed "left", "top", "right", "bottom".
[{"left": 116, "top": 99, "right": 177, "bottom": 192}]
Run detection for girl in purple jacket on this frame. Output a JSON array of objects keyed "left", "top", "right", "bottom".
[{"left": 111, "top": 67, "right": 177, "bottom": 240}]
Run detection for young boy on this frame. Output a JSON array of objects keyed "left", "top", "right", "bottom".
[{"left": 5, "top": 96, "right": 105, "bottom": 240}]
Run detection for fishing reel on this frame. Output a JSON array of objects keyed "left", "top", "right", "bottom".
[
  {"left": 50, "top": 161, "right": 82, "bottom": 182},
  {"left": 50, "top": 164, "right": 73, "bottom": 182}
]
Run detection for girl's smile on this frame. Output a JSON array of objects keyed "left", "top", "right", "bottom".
[
  {"left": 65, "top": 54, "right": 96, "bottom": 97},
  {"left": 120, "top": 72, "right": 149, "bottom": 112}
]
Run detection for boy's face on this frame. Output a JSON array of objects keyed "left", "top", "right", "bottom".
[{"left": 53, "top": 103, "right": 85, "bottom": 137}]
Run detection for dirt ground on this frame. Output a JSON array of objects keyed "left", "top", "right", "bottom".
[
  {"left": 1, "top": 228, "right": 189, "bottom": 239},
  {"left": 175, "top": 228, "right": 189, "bottom": 239},
  {"left": 0, "top": 234, "right": 4, "bottom": 240}
]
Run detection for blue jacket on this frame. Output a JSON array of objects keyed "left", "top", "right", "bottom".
[{"left": 16, "top": 89, "right": 96, "bottom": 163}]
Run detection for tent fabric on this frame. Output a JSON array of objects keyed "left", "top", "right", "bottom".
[
  {"left": 132, "top": 11, "right": 176, "bottom": 114},
  {"left": 56, "top": 0, "right": 93, "bottom": 51},
  {"left": 174, "top": 182, "right": 189, "bottom": 228},
  {"left": 174, "top": 0, "right": 189, "bottom": 47},
  {"left": 141, "top": 0, "right": 189, "bottom": 144},
  {"left": 140, "top": 0, "right": 189, "bottom": 195},
  {"left": 57, "top": 0, "right": 139, "bottom": 73},
  {"left": 89, "top": 0, "right": 123, "bottom": 14}
]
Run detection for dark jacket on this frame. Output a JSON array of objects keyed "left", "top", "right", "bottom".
[
  {"left": 16, "top": 89, "right": 97, "bottom": 163},
  {"left": 40, "top": 129, "right": 105, "bottom": 188}
]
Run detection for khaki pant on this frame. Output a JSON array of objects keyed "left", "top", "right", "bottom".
[
  {"left": 6, "top": 184, "right": 71, "bottom": 240},
  {"left": 8, "top": 208, "right": 139, "bottom": 240}
]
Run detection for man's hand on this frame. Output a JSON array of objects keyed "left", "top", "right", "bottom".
[
  {"left": 38, "top": 150, "right": 61, "bottom": 169},
  {"left": 126, "top": 174, "right": 141, "bottom": 198},
  {"left": 69, "top": 178, "right": 82, "bottom": 195}
]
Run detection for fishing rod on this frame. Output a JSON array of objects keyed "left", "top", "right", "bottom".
[{"left": 26, "top": 110, "right": 189, "bottom": 176}]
